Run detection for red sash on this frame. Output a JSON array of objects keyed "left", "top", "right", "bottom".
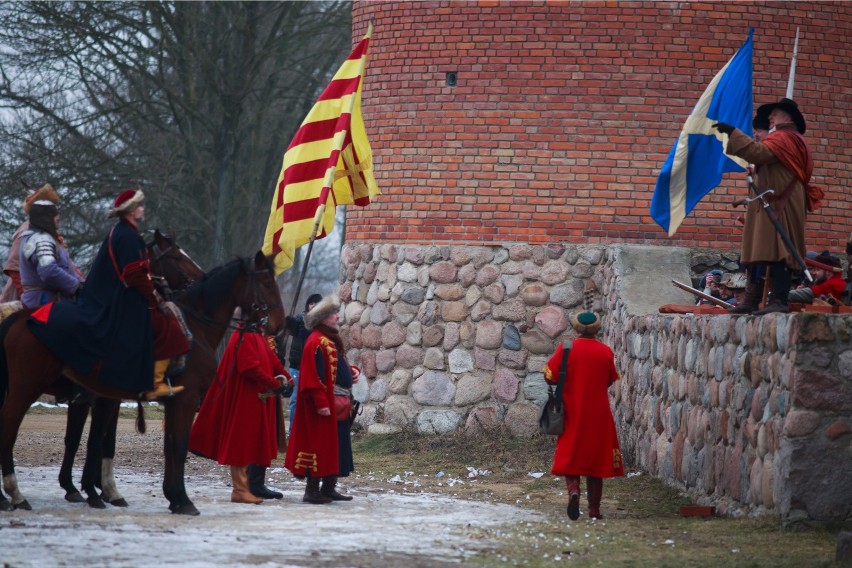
[{"left": 762, "top": 129, "right": 824, "bottom": 212}]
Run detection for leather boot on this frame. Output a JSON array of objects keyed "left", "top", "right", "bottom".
[
  {"left": 230, "top": 466, "right": 262, "bottom": 504},
  {"left": 145, "top": 359, "right": 185, "bottom": 401},
  {"left": 728, "top": 283, "right": 761, "bottom": 314},
  {"left": 248, "top": 465, "right": 283, "bottom": 499},
  {"left": 303, "top": 476, "right": 332, "bottom": 504},
  {"left": 754, "top": 264, "right": 791, "bottom": 315},
  {"left": 587, "top": 477, "right": 603, "bottom": 519},
  {"left": 321, "top": 476, "right": 353, "bottom": 501},
  {"left": 565, "top": 475, "right": 581, "bottom": 520}
]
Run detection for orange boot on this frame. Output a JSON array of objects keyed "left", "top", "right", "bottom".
[
  {"left": 230, "top": 466, "right": 262, "bottom": 504},
  {"left": 145, "top": 359, "right": 184, "bottom": 401}
]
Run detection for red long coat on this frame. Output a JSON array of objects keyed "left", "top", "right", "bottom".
[
  {"left": 189, "top": 328, "right": 285, "bottom": 467},
  {"left": 284, "top": 330, "right": 339, "bottom": 478},
  {"left": 544, "top": 338, "right": 625, "bottom": 478}
]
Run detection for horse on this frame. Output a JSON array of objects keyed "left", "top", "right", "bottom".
[
  {"left": 58, "top": 230, "right": 206, "bottom": 508},
  {"left": 0, "top": 250, "right": 284, "bottom": 515}
]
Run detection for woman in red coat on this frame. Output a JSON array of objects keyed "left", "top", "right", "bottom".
[
  {"left": 544, "top": 310, "right": 624, "bottom": 520},
  {"left": 190, "top": 320, "right": 290, "bottom": 504}
]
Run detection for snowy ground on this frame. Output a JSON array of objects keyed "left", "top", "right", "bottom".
[{"left": 1, "top": 468, "right": 542, "bottom": 567}]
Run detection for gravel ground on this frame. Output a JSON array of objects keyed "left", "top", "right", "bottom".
[{"left": 0, "top": 408, "right": 543, "bottom": 568}]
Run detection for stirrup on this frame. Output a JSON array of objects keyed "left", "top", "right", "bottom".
[{"left": 145, "top": 382, "right": 185, "bottom": 401}]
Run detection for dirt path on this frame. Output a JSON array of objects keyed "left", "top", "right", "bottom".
[{"left": 0, "top": 411, "right": 543, "bottom": 567}]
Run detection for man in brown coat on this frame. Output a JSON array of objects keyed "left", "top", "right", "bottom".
[{"left": 713, "top": 98, "right": 819, "bottom": 314}]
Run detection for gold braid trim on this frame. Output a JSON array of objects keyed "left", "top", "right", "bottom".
[
  {"left": 317, "top": 335, "right": 338, "bottom": 390},
  {"left": 295, "top": 452, "right": 318, "bottom": 474}
]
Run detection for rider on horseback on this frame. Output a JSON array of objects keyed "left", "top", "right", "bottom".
[
  {"left": 28, "top": 189, "right": 189, "bottom": 400},
  {"left": 19, "top": 199, "right": 83, "bottom": 309}
]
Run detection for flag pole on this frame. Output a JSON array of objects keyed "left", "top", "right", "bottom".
[{"left": 288, "top": 191, "right": 330, "bottom": 316}]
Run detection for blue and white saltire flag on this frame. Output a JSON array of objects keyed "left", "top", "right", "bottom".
[{"left": 650, "top": 29, "right": 754, "bottom": 236}]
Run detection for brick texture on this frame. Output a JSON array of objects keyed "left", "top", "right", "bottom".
[{"left": 348, "top": 1, "right": 851, "bottom": 254}]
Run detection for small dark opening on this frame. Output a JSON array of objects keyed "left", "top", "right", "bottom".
[{"left": 446, "top": 72, "right": 457, "bottom": 87}]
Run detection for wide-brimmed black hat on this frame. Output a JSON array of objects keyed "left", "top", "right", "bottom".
[{"left": 759, "top": 98, "right": 806, "bottom": 134}]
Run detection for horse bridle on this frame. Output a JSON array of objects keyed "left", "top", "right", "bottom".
[
  {"left": 150, "top": 240, "right": 202, "bottom": 296},
  {"left": 234, "top": 258, "right": 283, "bottom": 335}
]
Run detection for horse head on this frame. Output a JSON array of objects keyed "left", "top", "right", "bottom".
[
  {"left": 236, "top": 251, "right": 285, "bottom": 336},
  {"left": 147, "top": 229, "right": 205, "bottom": 296}
]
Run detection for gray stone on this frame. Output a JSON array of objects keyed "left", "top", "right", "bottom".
[
  {"left": 492, "top": 297, "right": 527, "bottom": 322},
  {"left": 464, "top": 285, "right": 482, "bottom": 307},
  {"left": 412, "top": 371, "right": 455, "bottom": 406},
  {"left": 384, "top": 395, "right": 420, "bottom": 427},
  {"left": 423, "top": 347, "right": 446, "bottom": 370},
  {"left": 397, "top": 262, "right": 418, "bottom": 282},
  {"left": 369, "top": 301, "right": 390, "bottom": 325},
  {"left": 344, "top": 302, "right": 366, "bottom": 324},
  {"left": 417, "top": 301, "right": 439, "bottom": 326},
  {"left": 483, "top": 283, "right": 505, "bottom": 304},
  {"left": 454, "top": 372, "right": 493, "bottom": 406},
  {"left": 442, "top": 322, "right": 459, "bottom": 350},
  {"left": 448, "top": 348, "right": 474, "bottom": 373},
  {"left": 470, "top": 300, "right": 492, "bottom": 322},
  {"left": 376, "top": 349, "right": 397, "bottom": 373},
  {"left": 550, "top": 280, "right": 584, "bottom": 308},
  {"left": 406, "top": 322, "right": 422, "bottom": 345},
  {"left": 367, "top": 423, "right": 403, "bottom": 435},
  {"left": 836, "top": 532, "right": 852, "bottom": 565},
  {"left": 523, "top": 372, "right": 549, "bottom": 406},
  {"left": 400, "top": 286, "right": 426, "bottom": 305},
  {"left": 369, "top": 378, "right": 388, "bottom": 402},
  {"left": 388, "top": 369, "right": 412, "bottom": 395},
  {"left": 416, "top": 410, "right": 461, "bottom": 435},
  {"left": 391, "top": 301, "right": 419, "bottom": 326},
  {"left": 503, "top": 325, "right": 522, "bottom": 350},
  {"left": 458, "top": 264, "right": 477, "bottom": 287},
  {"left": 540, "top": 261, "right": 570, "bottom": 285},
  {"left": 422, "top": 324, "right": 444, "bottom": 348},
  {"left": 502, "top": 273, "right": 524, "bottom": 297}
]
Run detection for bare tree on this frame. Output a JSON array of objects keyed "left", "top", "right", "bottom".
[{"left": 0, "top": 1, "right": 351, "bottom": 279}]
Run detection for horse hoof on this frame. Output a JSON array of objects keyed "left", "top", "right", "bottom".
[
  {"left": 86, "top": 496, "right": 106, "bottom": 509},
  {"left": 0, "top": 500, "right": 12, "bottom": 512},
  {"left": 13, "top": 500, "right": 32, "bottom": 511},
  {"left": 108, "top": 498, "right": 128, "bottom": 507},
  {"left": 170, "top": 503, "right": 200, "bottom": 516},
  {"left": 65, "top": 491, "right": 85, "bottom": 503}
]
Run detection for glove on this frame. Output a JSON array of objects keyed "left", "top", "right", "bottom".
[{"left": 712, "top": 122, "right": 735, "bottom": 135}]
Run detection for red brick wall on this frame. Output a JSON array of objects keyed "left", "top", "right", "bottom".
[{"left": 348, "top": 1, "right": 851, "bottom": 256}]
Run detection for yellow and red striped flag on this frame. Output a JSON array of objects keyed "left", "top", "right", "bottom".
[{"left": 263, "top": 22, "right": 379, "bottom": 275}]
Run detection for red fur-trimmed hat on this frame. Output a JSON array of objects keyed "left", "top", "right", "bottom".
[
  {"left": 108, "top": 189, "right": 145, "bottom": 218},
  {"left": 23, "top": 183, "right": 60, "bottom": 214}
]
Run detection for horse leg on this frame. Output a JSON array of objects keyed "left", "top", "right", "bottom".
[
  {"left": 59, "top": 401, "right": 89, "bottom": 503},
  {"left": 80, "top": 397, "right": 110, "bottom": 509},
  {"left": 1, "top": 379, "right": 47, "bottom": 511},
  {"left": 97, "top": 399, "right": 127, "bottom": 507},
  {"left": 162, "top": 397, "right": 199, "bottom": 516}
]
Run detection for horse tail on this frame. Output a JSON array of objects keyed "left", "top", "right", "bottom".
[
  {"left": 0, "top": 310, "right": 28, "bottom": 409},
  {"left": 135, "top": 402, "right": 146, "bottom": 434}
]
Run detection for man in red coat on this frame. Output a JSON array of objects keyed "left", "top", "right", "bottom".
[
  {"left": 189, "top": 321, "right": 291, "bottom": 504},
  {"left": 544, "top": 310, "right": 624, "bottom": 520},
  {"left": 789, "top": 251, "right": 846, "bottom": 304},
  {"left": 285, "top": 294, "right": 345, "bottom": 504}
]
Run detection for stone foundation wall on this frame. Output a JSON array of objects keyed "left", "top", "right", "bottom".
[{"left": 339, "top": 242, "right": 852, "bottom": 525}]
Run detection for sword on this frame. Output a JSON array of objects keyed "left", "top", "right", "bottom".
[
  {"left": 671, "top": 280, "right": 731, "bottom": 309},
  {"left": 734, "top": 178, "right": 814, "bottom": 283}
]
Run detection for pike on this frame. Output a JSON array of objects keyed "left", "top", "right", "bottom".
[{"left": 671, "top": 280, "right": 731, "bottom": 309}]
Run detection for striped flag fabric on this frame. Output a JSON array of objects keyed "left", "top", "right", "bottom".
[
  {"left": 650, "top": 30, "right": 754, "bottom": 236},
  {"left": 263, "top": 22, "right": 379, "bottom": 275}
]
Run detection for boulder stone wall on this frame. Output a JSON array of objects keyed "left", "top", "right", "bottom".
[{"left": 339, "top": 242, "right": 852, "bottom": 526}]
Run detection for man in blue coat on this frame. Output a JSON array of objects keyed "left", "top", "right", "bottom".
[{"left": 29, "top": 190, "right": 183, "bottom": 399}]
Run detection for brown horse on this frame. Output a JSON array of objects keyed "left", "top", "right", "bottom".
[
  {"left": 58, "top": 230, "right": 206, "bottom": 508},
  {"left": 0, "top": 250, "right": 284, "bottom": 515}
]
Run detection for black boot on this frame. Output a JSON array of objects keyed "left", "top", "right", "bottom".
[
  {"left": 303, "top": 476, "right": 331, "bottom": 504},
  {"left": 728, "top": 283, "right": 761, "bottom": 314},
  {"left": 247, "top": 465, "right": 283, "bottom": 499},
  {"left": 754, "top": 263, "right": 791, "bottom": 315},
  {"left": 321, "top": 476, "right": 353, "bottom": 501}
]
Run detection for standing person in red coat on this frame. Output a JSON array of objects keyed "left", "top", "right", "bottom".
[
  {"left": 189, "top": 318, "right": 291, "bottom": 504},
  {"left": 285, "top": 294, "right": 353, "bottom": 504},
  {"left": 544, "top": 310, "right": 624, "bottom": 521}
]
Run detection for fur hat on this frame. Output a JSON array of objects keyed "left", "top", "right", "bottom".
[
  {"left": 305, "top": 294, "right": 340, "bottom": 329},
  {"left": 23, "top": 183, "right": 60, "bottom": 214},
  {"left": 570, "top": 311, "right": 601, "bottom": 336},
  {"left": 760, "top": 98, "right": 806, "bottom": 134},
  {"left": 721, "top": 272, "right": 747, "bottom": 290},
  {"left": 108, "top": 189, "right": 145, "bottom": 218}
]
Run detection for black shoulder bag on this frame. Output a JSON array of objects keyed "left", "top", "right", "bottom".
[{"left": 539, "top": 341, "right": 570, "bottom": 436}]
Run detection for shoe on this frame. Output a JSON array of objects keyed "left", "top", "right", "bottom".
[
  {"left": 321, "top": 476, "right": 353, "bottom": 501},
  {"left": 567, "top": 492, "right": 580, "bottom": 520},
  {"left": 303, "top": 477, "right": 332, "bottom": 504},
  {"left": 230, "top": 466, "right": 262, "bottom": 504},
  {"left": 145, "top": 383, "right": 185, "bottom": 401},
  {"left": 248, "top": 465, "right": 283, "bottom": 499}
]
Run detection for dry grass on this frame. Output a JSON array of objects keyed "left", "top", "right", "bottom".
[{"left": 352, "top": 429, "right": 843, "bottom": 568}]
